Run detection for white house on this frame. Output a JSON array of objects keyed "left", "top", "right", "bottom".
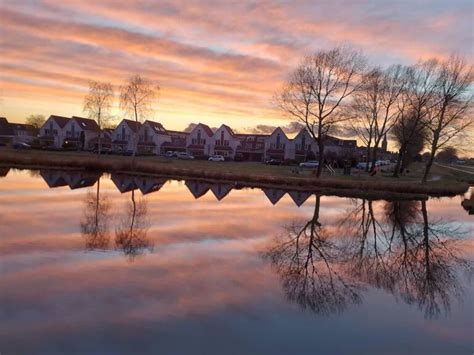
[
  {"left": 264, "top": 127, "right": 292, "bottom": 161},
  {"left": 62, "top": 116, "right": 99, "bottom": 150},
  {"left": 186, "top": 123, "right": 214, "bottom": 157},
  {"left": 291, "top": 129, "right": 318, "bottom": 161},
  {"left": 210, "top": 124, "right": 240, "bottom": 158},
  {"left": 137, "top": 120, "right": 171, "bottom": 155},
  {"left": 111, "top": 119, "right": 141, "bottom": 153},
  {"left": 39, "top": 115, "right": 70, "bottom": 148}
]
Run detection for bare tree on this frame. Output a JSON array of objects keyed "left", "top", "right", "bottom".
[
  {"left": 392, "top": 110, "right": 427, "bottom": 174},
  {"left": 422, "top": 55, "right": 473, "bottom": 182},
  {"left": 277, "top": 46, "right": 367, "bottom": 177},
  {"left": 84, "top": 81, "right": 114, "bottom": 156},
  {"left": 120, "top": 75, "right": 160, "bottom": 158},
  {"left": 25, "top": 114, "right": 45, "bottom": 129},
  {"left": 351, "top": 65, "right": 407, "bottom": 171},
  {"left": 392, "top": 61, "right": 439, "bottom": 177}
]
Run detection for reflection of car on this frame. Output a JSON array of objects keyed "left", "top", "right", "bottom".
[
  {"left": 299, "top": 160, "right": 319, "bottom": 168},
  {"left": 265, "top": 159, "right": 282, "bottom": 165},
  {"left": 177, "top": 152, "right": 194, "bottom": 160},
  {"left": 13, "top": 142, "right": 31, "bottom": 150},
  {"left": 208, "top": 155, "right": 225, "bottom": 162}
]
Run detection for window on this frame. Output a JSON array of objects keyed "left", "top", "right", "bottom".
[{"left": 121, "top": 126, "right": 126, "bottom": 140}]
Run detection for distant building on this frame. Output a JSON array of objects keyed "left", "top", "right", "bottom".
[
  {"left": 63, "top": 116, "right": 100, "bottom": 150},
  {"left": 39, "top": 115, "right": 71, "bottom": 148},
  {"left": 0, "top": 117, "right": 15, "bottom": 144},
  {"left": 211, "top": 124, "right": 240, "bottom": 158},
  {"left": 235, "top": 134, "right": 267, "bottom": 162},
  {"left": 186, "top": 123, "right": 214, "bottom": 157},
  {"left": 137, "top": 120, "right": 171, "bottom": 155},
  {"left": 264, "top": 127, "right": 292, "bottom": 161},
  {"left": 111, "top": 119, "right": 141, "bottom": 153},
  {"left": 161, "top": 130, "right": 188, "bottom": 154}
]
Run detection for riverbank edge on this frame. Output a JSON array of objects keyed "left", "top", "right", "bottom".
[{"left": 0, "top": 151, "right": 469, "bottom": 199}]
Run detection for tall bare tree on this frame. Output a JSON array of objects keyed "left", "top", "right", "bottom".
[
  {"left": 277, "top": 46, "right": 367, "bottom": 177},
  {"left": 422, "top": 55, "right": 473, "bottom": 182},
  {"left": 120, "top": 75, "right": 160, "bottom": 158},
  {"left": 84, "top": 81, "right": 114, "bottom": 156},
  {"left": 351, "top": 65, "right": 407, "bottom": 171},
  {"left": 392, "top": 60, "right": 439, "bottom": 177}
]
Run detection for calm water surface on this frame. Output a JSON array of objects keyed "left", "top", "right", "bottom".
[{"left": 0, "top": 168, "right": 473, "bottom": 355}]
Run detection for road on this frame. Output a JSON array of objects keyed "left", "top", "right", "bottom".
[{"left": 435, "top": 163, "right": 474, "bottom": 175}]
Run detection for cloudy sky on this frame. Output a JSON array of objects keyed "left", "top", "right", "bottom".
[{"left": 0, "top": 0, "right": 473, "bottom": 134}]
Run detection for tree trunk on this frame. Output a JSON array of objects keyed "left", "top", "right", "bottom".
[
  {"left": 393, "top": 148, "right": 404, "bottom": 178},
  {"left": 97, "top": 109, "right": 101, "bottom": 157},
  {"left": 365, "top": 144, "right": 371, "bottom": 172},
  {"left": 316, "top": 140, "right": 324, "bottom": 177},
  {"left": 422, "top": 132, "right": 440, "bottom": 183}
]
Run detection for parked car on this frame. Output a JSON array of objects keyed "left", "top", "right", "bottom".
[
  {"left": 13, "top": 142, "right": 31, "bottom": 150},
  {"left": 265, "top": 159, "right": 282, "bottom": 165},
  {"left": 164, "top": 151, "right": 174, "bottom": 157},
  {"left": 177, "top": 152, "right": 194, "bottom": 160},
  {"left": 208, "top": 155, "right": 225, "bottom": 162},
  {"left": 299, "top": 160, "right": 319, "bottom": 168}
]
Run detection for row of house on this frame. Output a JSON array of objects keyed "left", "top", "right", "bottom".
[
  {"left": 35, "top": 115, "right": 357, "bottom": 161},
  {"left": 33, "top": 169, "right": 315, "bottom": 206}
]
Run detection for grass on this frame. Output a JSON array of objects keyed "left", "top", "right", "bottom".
[{"left": 0, "top": 148, "right": 470, "bottom": 197}]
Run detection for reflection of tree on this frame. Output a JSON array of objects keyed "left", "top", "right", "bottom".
[
  {"left": 80, "top": 177, "right": 110, "bottom": 250},
  {"left": 341, "top": 199, "right": 471, "bottom": 318},
  {"left": 264, "top": 195, "right": 361, "bottom": 315},
  {"left": 115, "top": 189, "right": 152, "bottom": 261}
]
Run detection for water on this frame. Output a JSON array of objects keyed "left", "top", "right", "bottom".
[{"left": 0, "top": 168, "right": 473, "bottom": 355}]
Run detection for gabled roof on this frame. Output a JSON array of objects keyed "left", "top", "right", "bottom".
[
  {"left": 293, "top": 128, "right": 313, "bottom": 141},
  {"left": 217, "top": 124, "right": 235, "bottom": 137},
  {"left": 269, "top": 126, "right": 288, "bottom": 139},
  {"left": 143, "top": 120, "right": 168, "bottom": 135},
  {"left": 192, "top": 123, "right": 214, "bottom": 137},
  {"left": 167, "top": 130, "right": 189, "bottom": 136},
  {"left": 0, "top": 117, "right": 14, "bottom": 136},
  {"left": 120, "top": 119, "right": 141, "bottom": 133},
  {"left": 71, "top": 116, "right": 100, "bottom": 132},
  {"left": 47, "top": 115, "right": 70, "bottom": 128}
]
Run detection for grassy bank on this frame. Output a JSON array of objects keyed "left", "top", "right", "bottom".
[{"left": 0, "top": 148, "right": 470, "bottom": 197}]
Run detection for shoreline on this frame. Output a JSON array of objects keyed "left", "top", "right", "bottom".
[{"left": 0, "top": 149, "right": 469, "bottom": 199}]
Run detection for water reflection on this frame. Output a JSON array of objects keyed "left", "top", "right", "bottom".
[
  {"left": 115, "top": 189, "right": 152, "bottom": 260},
  {"left": 270, "top": 197, "right": 473, "bottom": 319},
  {"left": 80, "top": 177, "right": 111, "bottom": 250},
  {"left": 264, "top": 195, "right": 362, "bottom": 314}
]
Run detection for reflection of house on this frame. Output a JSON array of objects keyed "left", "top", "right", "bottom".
[
  {"left": 39, "top": 115, "right": 70, "bottom": 148},
  {"left": 288, "top": 190, "right": 312, "bottom": 207},
  {"left": 211, "top": 124, "right": 240, "bottom": 159},
  {"left": 161, "top": 130, "right": 188, "bottom": 154},
  {"left": 263, "top": 188, "right": 286, "bottom": 205},
  {"left": 0, "top": 167, "right": 10, "bottom": 178},
  {"left": 111, "top": 119, "right": 141, "bottom": 153},
  {"left": 40, "top": 170, "right": 69, "bottom": 188},
  {"left": 111, "top": 173, "right": 138, "bottom": 193},
  {"left": 64, "top": 171, "right": 100, "bottom": 189},
  {"left": 210, "top": 183, "right": 233, "bottom": 200},
  {"left": 135, "top": 176, "right": 167, "bottom": 195},
  {"left": 186, "top": 123, "right": 213, "bottom": 157},
  {"left": 235, "top": 134, "right": 267, "bottom": 161},
  {"left": 264, "top": 128, "right": 291, "bottom": 161},
  {"left": 185, "top": 180, "right": 211, "bottom": 199},
  {"left": 63, "top": 116, "right": 99, "bottom": 150},
  {"left": 137, "top": 120, "right": 171, "bottom": 155}
]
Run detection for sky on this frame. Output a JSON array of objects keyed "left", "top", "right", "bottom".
[{"left": 0, "top": 0, "right": 473, "bottom": 138}]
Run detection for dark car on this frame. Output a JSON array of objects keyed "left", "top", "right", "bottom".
[
  {"left": 13, "top": 142, "right": 32, "bottom": 150},
  {"left": 265, "top": 159, "right": 282, "bottom": 165}
]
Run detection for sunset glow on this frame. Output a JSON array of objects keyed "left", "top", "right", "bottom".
[{"left": 1, "top": 1, "right": 472, "bottom": 134}]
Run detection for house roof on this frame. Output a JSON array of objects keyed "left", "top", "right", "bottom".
[
  {"left": 72, "top": 116, "right": 100, "bottom": 132},
  {"left": 167, "top": 130, "right": 189, "bottom": 136},
  {"left": 121, "top": 119, "right": 141, "bottom": 133},
  {"left": 218, "top": 124, "right": 235, "bottom": 136},
  {"left": 144, "top": 120, "right": 168, "bottom": 135},
  {"left": 193, "top": 123, "right": 214, "bottom": 137},
  {"left": 0, "top": 117, "right": 14, "bottom": 136},
  {"left": 48, "top": 115, "right": 70, "bottom": 128}
]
